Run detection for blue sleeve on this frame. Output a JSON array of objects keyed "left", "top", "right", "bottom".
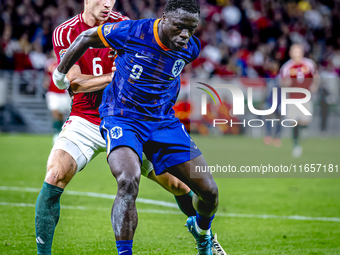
[{"left": 97, "top": 20, "right": 134, "bottom": 50}]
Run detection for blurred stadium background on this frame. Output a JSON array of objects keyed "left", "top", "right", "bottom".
[
  {"left": 0, "top": 0, "right": 340, "bottom": 254},
  {"left": 0, "top": 0, "right": 340, "bottom": 135}
]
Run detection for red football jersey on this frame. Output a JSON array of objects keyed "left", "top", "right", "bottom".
[
  {"left": 279, "top": 58, "right": 318, "bottom": 99},
  {"left": 52, "top": 11, "right": 129, "bottom": 125}
]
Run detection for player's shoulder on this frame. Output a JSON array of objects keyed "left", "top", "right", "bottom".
[
  {"left": 114, "top": 18, "right": 156, "bottom": 33},
  {"left": 128, "top": 18, "right": 154, "bottom": 29},
  {"left": 183, "top": 35, "right": 200, "bottom": 60},
  {"left": 53, "top": 14, "right": 81, "bottom": 47},
  {"left": 189, "top": 35, "right": 201, "bottom": 48},
  {"left": 120, "top": 18, "right": 155, "bottom": 35},
  {"left": 188, "top": 35, "right": 201, "bottom": 53}
]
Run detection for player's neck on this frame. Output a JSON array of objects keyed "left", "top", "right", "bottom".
[
  {"left": 157, "top": 20, "right": 170, "bottom": 49},
  {"left": 82, "top": 10, "right": 104, "bottom": 27}
]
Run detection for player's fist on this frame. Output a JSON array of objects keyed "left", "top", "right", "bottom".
[{"left": 52, "top": 68, "right": 70, "bottom": 90}]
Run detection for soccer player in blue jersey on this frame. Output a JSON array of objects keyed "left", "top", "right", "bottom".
[{"left": 53, "top": 1, "right": 223, "bottom": 254}]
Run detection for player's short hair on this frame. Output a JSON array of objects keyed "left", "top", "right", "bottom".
[{"left": 164, "top": 0, "right": 200, "bottom": 15}]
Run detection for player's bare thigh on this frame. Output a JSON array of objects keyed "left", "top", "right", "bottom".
[
  {"left": 107, "top": 147, "right": 141, "bottom": 180},
  {"left": 45, "top": 149, "right": 77, "bottom": 189},
  {"left": 44, "top": 116, "right": 105, "bottom": 188}
]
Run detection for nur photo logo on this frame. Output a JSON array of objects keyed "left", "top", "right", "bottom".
[{"left": 196, "top": 82, "right": 312, "bottom": 128}]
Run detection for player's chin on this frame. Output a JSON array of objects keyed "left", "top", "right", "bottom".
[
  {"left": 171, "top": 42, "right": 186, "bottom": 51},
  {"left": 97, "top": 15, "right": 109, "bottom": 22}
]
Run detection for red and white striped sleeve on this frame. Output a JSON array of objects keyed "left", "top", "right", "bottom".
[{"left": 52, "top": 15, "right": 80, "bottom": 64}]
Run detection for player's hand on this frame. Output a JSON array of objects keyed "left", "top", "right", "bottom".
[{"left": 52, "top": 68, "right": 70, "bottom": 90}]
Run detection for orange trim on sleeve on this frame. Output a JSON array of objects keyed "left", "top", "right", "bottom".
[
  {"left": 97, "top": 25, "right": 110, "bottom": 48},
  {"left": 153, "top": 19, "right": 171, "bottom": 51}
]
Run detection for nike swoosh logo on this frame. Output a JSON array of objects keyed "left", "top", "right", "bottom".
[
  {"left": 135, "top": 53, "right": 149, "bottom": 59},
  {"left": 119, "top": 251, "right": 129, "bottom": 254}
]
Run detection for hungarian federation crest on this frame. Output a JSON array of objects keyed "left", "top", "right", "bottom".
[
  {"left": 59, "top": 49, "right": 67, "bottom": 59},
  {"left": 172, "top": 59, "right": 185, "bottom": 77}
]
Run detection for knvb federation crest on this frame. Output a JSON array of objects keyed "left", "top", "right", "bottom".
[
  {"left": 110, "top": 126, "right": 123, "bottom": 139},
  {"left": 172, "top": 59, "right": 185, "bottom": 77}
]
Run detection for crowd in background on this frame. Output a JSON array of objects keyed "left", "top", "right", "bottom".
[
  {"left": 1, "top": 0, "right": 340, "bottom": 75},
  {"left": 0, "top": 0, "right": 339, "bottom": 135}
]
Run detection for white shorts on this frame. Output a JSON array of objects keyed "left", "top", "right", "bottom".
[
  {"left": 286, "top": 100, "right": 313, "bottom": 124},
  {"left": 52, "top": 116, "right": 154, "bottom": 175},
  {"left": 46, "top": 91, "right": 71, "bottom": 115}
]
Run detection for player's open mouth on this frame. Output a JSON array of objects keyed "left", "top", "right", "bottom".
[
  {"left": 176, "top": 42, "right": 186, "bottom": 48},
  {"left": 102, "top": 11, "right": 109, "bottom": 17}
]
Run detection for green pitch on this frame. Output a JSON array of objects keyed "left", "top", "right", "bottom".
[{"left": 0, "top": 134, "right": 339, "bottom": 254}]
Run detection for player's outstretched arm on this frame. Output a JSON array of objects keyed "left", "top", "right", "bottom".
[
  {"left": 66, "top": 64, "right": 114, "bottom": 94},
  {"left": 53, "top": 27, "right": 106, "bottom": 90}
]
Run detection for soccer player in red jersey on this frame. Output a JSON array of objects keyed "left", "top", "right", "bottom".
[
  {"left": 44, "top": 52, "right": 71, "bottom": 143},
  {"left": 34, "top": 1, "right": 219, "bottom": 254},
  {"left": 279, "top": 44, "right": 318, "bottom": 157}
]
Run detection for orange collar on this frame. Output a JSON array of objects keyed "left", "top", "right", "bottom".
[{"left": 153, "top": 19, "right": 171, "bottom": 51}]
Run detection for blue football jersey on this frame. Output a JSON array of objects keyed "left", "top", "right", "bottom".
[{"left": 97, "top": 18, "right": 201, "bottom": 120}]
